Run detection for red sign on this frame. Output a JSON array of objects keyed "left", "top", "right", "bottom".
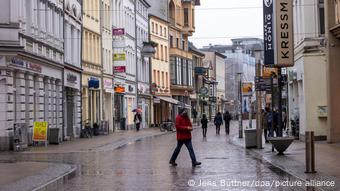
[
  {"left": 112, "top": 28, "right": 125, "bottom": 36},
  {"left": 114, "top": 86, "right": 125, "bottom": 93},
  {"left": 113, "top": 66, "right": 126, "bottom": 73}
]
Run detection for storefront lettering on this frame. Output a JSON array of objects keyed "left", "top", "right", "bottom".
[
  {"left": 10, "top": 57, "right": 42, "bottom": 73},
  {"left": 67, "top": 73, "right": 77, "bottom": 84}
]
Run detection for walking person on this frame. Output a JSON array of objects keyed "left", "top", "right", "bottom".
[
  {"left": 223, "top": 110, "right": 232, "bottom": 135},
  {"left": 261, "top": 109, "right": 269, "bottom": 143},
  {"left": 272, "top": 108, "right": 279, "bottom": 137},
  {"left": 214, "top": 112, "right": 223, "bottom": 135},
  {"left": 266, "top": 108, "right": 273, "bottom": 137},
  {"left": 201, "top": 114, "right": 208, "bottom": 138},
  {"left": 134, "top": 110, "right": 142, "bottom": 132},
  {"left": 169, "top": 108, "right": 201, "bottom": 167}
]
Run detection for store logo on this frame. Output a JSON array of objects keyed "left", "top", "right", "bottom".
[{"left": 264, "top": 0, "right": 273, "bottom": 7}]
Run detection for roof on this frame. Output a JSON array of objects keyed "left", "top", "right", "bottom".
[{"left": 188, "top": 42, "right": 205, "bottom": 57}]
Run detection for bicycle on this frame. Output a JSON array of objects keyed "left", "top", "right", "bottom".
[
  {"left": 81, "top": 120, "right": 93, "bottom": 138},
  {"left": 160, "top": 121, "right": 174, "bottom": 132}
]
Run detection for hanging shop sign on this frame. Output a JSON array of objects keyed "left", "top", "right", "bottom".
[
  {"left": 255, "top": 77, "right": 272, "bottom": 91},
  {"left": 113, "top": 53, "right": 126, "bottom": 61},
  {"left": 263, "top": 0, "right": 294, "bottom": 67},
  {"left": 113, "top": 66, "right": 126, "bottom": 73},
  {"left": 112, "top": 28, "right": 125, "bottom": 36},
  {"left": 33, "top": 121, "right": 48, "bottom": 142},
  {"left": 104, "top": 79, "right": 113, "bottom": 89},
  {"left": 263, "top": 67, "right": 278, "bottom": 77},
  {"left": 114, "top": 86, "right": 125, "bottom": 93},
  {"left": 88, "top": 77, "right": 100, "bottom": 89},
  {"left": 242, "top": 82, "right": 253, "bottom": 96},
  {"left": 199, "top": 87, "right": 209, "bottom": 96}
]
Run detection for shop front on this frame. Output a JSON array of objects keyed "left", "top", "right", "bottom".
[
  {"left": 82, "top": 76, "right": 102, "bottom": 127},
  {"left": 153, "top": 96, "right": 178, "bottom": 126},
  {"left": 114, "top": 79, "right": 126, "bottom": 130},
  {"left": 103, "top": 78, "right": 114, "bottom": 133},
  {"left": 63, "top": 69, "right": 81, "bottom": 139},
  {"left": 0, "top": 56, "right": 63, "bottom": 150},
  {"left": 138, "top": 83, "right": 151, "bottom": 129},
  {"left": 125, "top": 83, "right": 136, "bottom": 130}
]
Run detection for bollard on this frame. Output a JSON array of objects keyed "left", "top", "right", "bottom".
[{"left": 305, "top": 131, "right": 316, "bottom": 173}]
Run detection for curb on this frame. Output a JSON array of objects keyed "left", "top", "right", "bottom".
[{"left": 228, "top": 134, "right": 338, "bottom": 191}]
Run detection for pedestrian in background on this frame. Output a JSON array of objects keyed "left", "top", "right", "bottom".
[
  {"left": 223, "top": 110, "right": 232, "bottom": 135},
  {"left": 201, "top": 114, "right": 208, "bottom": 138},
  {"left": 134, "top": 110, "right": 142, "bottom": 132},
  {"left": 272, "top": 108, "right": 279, "bottom": 137},
  {"left": 266, "top": 107, "right": 273, "bottom": 137},
  {"left": 169, "top": 108, "right": 201, "bottom": 167},
  {"left": 262, "top": 109, "right": 269, "bottom": 143},
  {"left": 214, "top": 112, "right": 223, "bottom": 135}
]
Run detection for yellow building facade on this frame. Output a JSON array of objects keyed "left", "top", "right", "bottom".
[
  {"left": 150, "top": 15, "right": 172, "bottom": 125},
  {"left": 168, "top": 0, "right": 199, "bottom": 117},
  {"left": 82, "top": 0, "right": 102, "bottom": 126}
]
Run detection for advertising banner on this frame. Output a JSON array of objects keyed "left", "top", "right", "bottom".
[
  {"left": 33, "top": 122, "right": 48, "bottom": 142},
  {"left": 112, "top": 28, "right": 125, "bottom": 36},
  {"left": 113, "top": 53, "right": 126, "bottom": 61},
  {"left": 242, "top": 82, "right": 253, "bottom": 96},
  {"left": 113, "top": 66, "right": 126, "bottom": 73},
  {"left": 263, "top": 0, "right": 294, "bottom": 67}
]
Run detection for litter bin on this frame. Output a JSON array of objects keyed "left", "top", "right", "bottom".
[
  {"left": 244, "top": 129, "right": 257, "bottom": 148},
  {"left": 49, "top": 128, "right": 60, "bottom": 144}
]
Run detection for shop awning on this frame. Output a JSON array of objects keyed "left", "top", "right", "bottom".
[{"left": 157, "top": 96, "right": 180, "bottom": 105}]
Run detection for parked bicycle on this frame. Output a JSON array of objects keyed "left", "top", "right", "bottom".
[
  {"left": 160, "top": 121, "right": 174, "bottom": 132},
  {"left": 81, "top": 119, "right": 93, "bottom": 138}
]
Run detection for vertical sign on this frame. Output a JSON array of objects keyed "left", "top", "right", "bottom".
[
  {"left": 276, "top": 0, "right": 294, "bottom": 67},
  {"left": 263, "top": 0, "right": 275, "bottom": 66},
  {"left": 33, "top": 122, "right": 48, "bottom": 142},
  {"left": 263, "top": 0, "right": 294, "bottom": 67}
]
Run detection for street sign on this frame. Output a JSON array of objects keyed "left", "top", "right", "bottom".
[
  {"left": 255, "top": 77, "right": 272, "bottom": 91},
  {"left": 263, "top": 0, "right": 294, "bottom": 67}
]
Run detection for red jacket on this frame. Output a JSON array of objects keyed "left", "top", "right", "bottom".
[{"left": 175, "top": 114, "right": 192, "bottom": 140}]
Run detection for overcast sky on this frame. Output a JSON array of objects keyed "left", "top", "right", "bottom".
[{"left": 189, "top": 0, "right": 263, "bottom": 48}]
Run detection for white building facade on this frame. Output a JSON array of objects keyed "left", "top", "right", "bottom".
[
  {"left": 136, "top": 0, "right": 151, "bottom": 129},
  {"left": 288, "top": 0, "right": 327, "bottom": 141},
  {"left": 101, "top": 0, "right": 114, "bottom": 132},
  {"left": 63, "top": 0, "right": 82, "bottom": 139},
  {"left": 112, "top": 0, "right": 137, "bottom": 130},
  {"left": 0, "top": 0, "right": 64, "bottom": 150}
]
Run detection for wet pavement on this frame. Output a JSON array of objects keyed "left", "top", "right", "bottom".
[{"left": 0, "top": 125, "right": 329, "bottom": 191}]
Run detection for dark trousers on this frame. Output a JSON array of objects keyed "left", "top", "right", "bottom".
[
  {"left": 136, "top": 123, "right": 140, "bottom": 131},
  {"left": 264, "top": 129, "right": 268, "bottom": 141},
  {"left": 216, "top": 125, "right": 220, "bottom": 134},
  {"left": 225, "top": 122, "right": 230, "bottom": 134},
  {"left": 170, "top": 139, "right": 197, "bottom": 163},
  {"left": 202, "top": 127, "right": 207, "bottom": 137}
]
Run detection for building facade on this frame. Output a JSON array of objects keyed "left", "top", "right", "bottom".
[
  {"left": 82, "top": 0, "right": 102, "bottom": 127},
  {"left": 287, "top": 0, "right": 327, "bottom": 141},
  {"left": 136, "top": 0, "right": 151, "bottom": 129},
  {"left": 325, "top": 0, "right": 340, "bottom": 143},
  {"left": 169, "top": 0, "right": 200, "bottom": 117},
  {"left": 63, "top": 0, "right": 82, "bottom": 139},
  {"left": 150, "top": 15, "right": 174, "bottom": 126},
  {"left": 101, "top": 0, "right": 114, "bottom": 132},
  {"left": 0, "top": 0, "right": 64, "bottom": 150}
]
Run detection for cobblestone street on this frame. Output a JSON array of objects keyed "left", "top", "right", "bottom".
[{"left": 1, "top": 124, "right": 319, "bottom": 191}]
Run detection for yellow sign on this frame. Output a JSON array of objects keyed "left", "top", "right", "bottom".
[
  {"left": 33, "top": 122, "right": 48, "bottom": 141},
  {"left": 263, "top": 67, "right": 278, "bottom": 77},
  {"left": 242, "top": 82, "right": 253, "bottom": 96},
  {"left": 113, "top": 53, "right": 126, "bottom": 61}
]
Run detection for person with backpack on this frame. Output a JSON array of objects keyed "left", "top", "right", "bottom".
[
  {"left": 223, "top": 110, "right": 232, "bottom": 135},
  {"left": 214, "top": 112, "right": 223, "bottom": 135},
  {"left": 201, "top": 114, "right": 208, "bottom": 137}
]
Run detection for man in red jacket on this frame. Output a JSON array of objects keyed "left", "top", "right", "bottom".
[{"left": 169, "top": 108, "right": 201, "bottom": 167}]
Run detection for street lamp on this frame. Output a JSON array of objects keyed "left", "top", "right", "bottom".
[{"left": 136, "top": 42, "right": 156, "bottom": 127}]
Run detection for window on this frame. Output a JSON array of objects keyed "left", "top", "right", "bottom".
[
  {"left": 160, "top": 25, "right": 163, "bottom": 36},
  {"left": 170, "top": 57, "right": 176, "bottom": 84},
  {"left": 336, "top": 0, "right": 340, "bottom": 24},
  {"left": 170, "top": 35, "right": 173, "bottom": 48},
  {"left": 152, "top": 22, "right": 154, "bottom": 33},
  {"left": 160, "top": 45, "right": 163, "bottom": 61},
  {"left": 162, "top": 72, "right": 164, "bottom": 87},
  {"left": 156, "top": 24, "right": 158, "bottom": 34},
  {"left": 176, "top": 38, "right": 179, "bottom": 48},
  {"left": 184, "top": 8, "right": 189, "bottom": 26},
  {"left": 165, "top": 46, "right": 168, "bottom": 62},
  {"left": 164, "top": 27, "right": 167, "bottom": 37},
  {"left": 182, "top": 40, "right": 185, "bottom": 50},
  {"left": 318, "top": 0, "right": 325, "bottom": 35}
]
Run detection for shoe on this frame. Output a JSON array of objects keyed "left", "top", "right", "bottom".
[
  {"left": 192, "top": 161, "right": 202, "bottom": 167},
  {"left": 169, "top": 161, "right": 178, "bottom": 166}
]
